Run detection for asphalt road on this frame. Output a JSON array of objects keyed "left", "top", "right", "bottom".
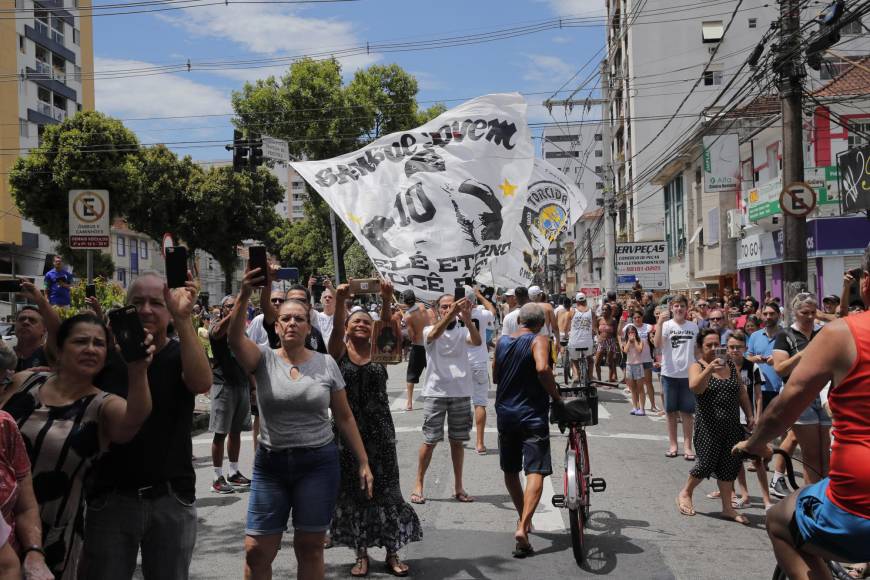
[{"left": 182, "top": 361, "right": 779, "bottom": 579}]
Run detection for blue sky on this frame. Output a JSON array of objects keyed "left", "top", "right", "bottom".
[{"left": 92, "top": 0, "right": 605, "bottom": 161}]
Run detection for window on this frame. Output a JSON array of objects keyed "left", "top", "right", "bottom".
[
  {"left": 748, "top": 18, "right": 757, "bottom": 28},
  {"left": 841, "top": 17, "right": 862, "bottom": 35},
  {"left": 19, "top": 119, "right": 29, "bottom": 138},
  {"left": 820, "top": 59, "right": 850, "bottom": 80},
  {"left": 704, "top": 69, "right": 723, "bottom": 86},
  {"left": 14, "top": 0, "right": 24, "bottom": 8},
  {"left": 702, "top": 20, "right": 724, "bottom": 43},
  {"left": 545, "top": 134, "right": 579, "bottom": 143},
  {"left": 594, "top": 133, "right": 603, "bottom": 141},
  {"left": 767, "top": 144, "right": 779, "bottom": 179},
  {"left": 595, "top": 165, "right": 603, "bottom": 173},
  {"left": 117, "top": 268, "right": 126, "bottom": 287},
  {"left": 594, "top": 150, "right": 603, "bottom": 157},
  {"left": 596, "top": 182, "right": 604, "bottom": 190},
  {"left": 140, "top": 240, "right": 148, "bottom": 259},
  {"left": 73, "top": 28, "right": 80, "bottom": 45},
  {"left": 74, "top": 65, "right": 81, "bottom": 82},
  {"left": 848, "top": 119, "right": 870, "bottom": 148},
  {"left": 664, "top": 175, "right": 685, "bottom": 257},
  {"left": 117, "top": 236, "right": 126, "bottom": 257},
  {"left": 18, "top": 35, "right": 25, "bottom": 54},
  {"left": 544, "top": 151, "right": 579, "bottom": 159}
]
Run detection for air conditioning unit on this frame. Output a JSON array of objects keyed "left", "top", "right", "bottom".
[{"left": 727, "top": 209, "right": 743, "bottom": 238}]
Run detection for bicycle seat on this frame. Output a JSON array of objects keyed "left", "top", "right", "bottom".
[{"left": 551, "top": 398, "right": 592, "bottom": 425}]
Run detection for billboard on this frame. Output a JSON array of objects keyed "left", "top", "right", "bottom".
[
  {"left": 615, "top": 242, "right": 669, "bottom": 291},
  {"left": 703, "top": 134, "right": 740, "bottom": 193}
]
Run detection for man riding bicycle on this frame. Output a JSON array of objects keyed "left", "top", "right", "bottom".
[{"left": 735, "top": 243, "right": 870, "bottom": 579}]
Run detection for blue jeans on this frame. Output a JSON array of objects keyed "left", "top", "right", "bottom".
[
  {"left": 246, "top": 442, "right": 340, "bottom": 535},
  {"left": 82, "top": 487, "right": 197, "bottom": 580}
]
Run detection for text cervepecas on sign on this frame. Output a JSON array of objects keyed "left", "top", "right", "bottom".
[
  {"left": 290, "top": 93, "right": 534, "bottom": 300},
  {"left": 69, "top": 189, "right": 110, "bottom": 249},
  {"left": 615, "top": 242, "right": 669, "bottom": 291}
]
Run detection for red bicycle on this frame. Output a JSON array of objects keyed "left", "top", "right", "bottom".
[{"left": 551, "top": 382, "right": 607, "bottom": 566}]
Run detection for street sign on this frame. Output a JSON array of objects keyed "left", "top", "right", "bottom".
[
  {"left": 779, "top": 181, "right": 817, "bottom": 218},
  {"left": 262, "top": 135, "right": 289, "bottom": 163},
  {"left": 69, "top": 189, "right": 110, "bottom": 249},
  {"left": 162, "top": 233, "right": 175, "bottom": 258}
]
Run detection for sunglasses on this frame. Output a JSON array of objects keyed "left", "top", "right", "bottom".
[{"left": 271, "top": 298, "right": 286, "bottom": 304}]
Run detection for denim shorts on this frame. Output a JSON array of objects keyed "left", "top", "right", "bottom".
[
  {"left": 245, "top": 441, "right": 340, "bottom": 535},
  {"left": 794, "top": 396, "right": 832, "bottom": 426},
  {"left": 661, "top": 375, "right": 696, "bottom": 414},
  {"left": 626, "top": 364, "right": 645, "bottom": 381},
  {"left": 793, "top": 478, "right": 870, "bottom": 564},
  {"left": 498, "top": 425, "right": 552, "bottom": 476}
]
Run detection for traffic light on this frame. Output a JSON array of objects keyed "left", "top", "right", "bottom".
[
  {"left": 249, "top": 133, "right": 263, "bottom": 170},
  {"left": 229, "top": 130, "right": 249, "bottom": 173},
  {"left": 807, "top": 0, "right": 846, "bottom": 70}
]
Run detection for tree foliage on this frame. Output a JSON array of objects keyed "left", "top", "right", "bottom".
[{"left": 231, "top": 59, "right": 445, "bottom": 280}]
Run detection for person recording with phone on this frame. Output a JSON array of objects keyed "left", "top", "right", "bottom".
[
  {"left": 1, "top": 311, "right": 158, "bottom": 579},
  {"left": 675, "top": 328, "right": 752, "bottom": 525}
]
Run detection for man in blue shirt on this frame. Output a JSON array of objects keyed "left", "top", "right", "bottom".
[
  {"left": 43, "top": 255, "right": 72, "bottom": 306},
  {"left": 745, "top": 301, "right": 794, "bottom": 498}
]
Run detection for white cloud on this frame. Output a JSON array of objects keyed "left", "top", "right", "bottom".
[
  {"left": 95, "top": 57, "right": 231, "bottom": 119},
  {"left": 160, "top": 5, "right": 379, "bottom": 75},
  {"left": 522, "top": 54, "right": 575, "bottom": 84},
  {"left": 544, "top": 0, "right": 605, "bottom": 18},
  {"left": 410, "top": 71, "right": 445, "bottom": 92}
]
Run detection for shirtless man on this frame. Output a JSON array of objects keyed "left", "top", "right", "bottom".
[
  {"left": 403, "top": 289, "right": 429, "bottom": 411},
  {"left": 528, "top": 285, "right": 559, "bottom": 362}
]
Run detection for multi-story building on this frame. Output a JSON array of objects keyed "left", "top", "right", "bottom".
[
  {"left": 0, "top": 0, "right": 94, "bottom": 281},
  {"left": 106, "top": 219, "right": 164, "bottom": 290},
  {"left": 604, "top": 0, "right": 870, "bottom": 249},
  {"left": 288, "top": 166, "right": 308, "bottom": 221}
]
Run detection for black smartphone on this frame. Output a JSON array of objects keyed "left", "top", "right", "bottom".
[
  {"left": 0, "top": 280, "right": 21, "bottom": 293},
  {"left": 86, "top": 284, "right": 96, "bottom": 299},
  {"left": 108, "top": 305, "right": 149, "bottom": 362},
  {"left": 248, "top": 246, "right": 267, "bottom": 287},
  {"left": 454, "top": 285, "right": 466, "bottom": 300},
  {"left": 276, "top": 267, "right": 299, "bottom": 281},
  {"left": 165, "top": 246, "right": 188, "bottom": 289}
]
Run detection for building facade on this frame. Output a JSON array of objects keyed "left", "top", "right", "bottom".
[{"left": 0, "top": 0, "right": 95, "bottom": 282}]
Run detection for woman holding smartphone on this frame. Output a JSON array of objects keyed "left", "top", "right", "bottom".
[
  {"left": 676, "top": 328, "right": 752, "bottom": 524},
  {"left": 228, "top": 266, "right": 373, "bottom": 580}
]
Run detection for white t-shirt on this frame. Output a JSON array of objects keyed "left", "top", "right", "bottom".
[
  {"left": 661, "top": 319, "right": 699, "bottom": 378},
  {"left": 501, "top": 308, "right": 520, "bottom": 337},
  {"left": 468, "top": 308, "right": 494, "bottom": 368},
  {"left": 247, "top": 313, "right": 270, "bottom": 346},
  {"left": 314, "top": 311, "right": 333, "bottom": 344},
  {"left": 422, "top": 324, "right": 472, "bottom": 398}
]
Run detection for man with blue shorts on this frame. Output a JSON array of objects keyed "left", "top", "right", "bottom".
[{"left": 737, "top": 244, "right": 870, "bottom": 578}]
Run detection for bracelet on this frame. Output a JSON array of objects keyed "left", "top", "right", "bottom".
[{"left": 22, "top": 545, "right": 45, "bottom": 558}]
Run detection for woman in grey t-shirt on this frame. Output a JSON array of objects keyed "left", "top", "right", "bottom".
[{"left": 229, "top": 267, "right": 372, "bottom": 580}]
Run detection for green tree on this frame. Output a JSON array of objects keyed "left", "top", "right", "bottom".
[
  {"left": 9, "top": 111, "right": 142, "bottom": 277},
  {"left": 231, "top": 59, "right": 444, "bottom": 280}
]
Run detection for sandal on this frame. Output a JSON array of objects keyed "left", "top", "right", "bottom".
[
  {"left": 453, "top": 490, "right": 474, "bottom": 503},
  {"left": 512, "top": 541, "right": 534, "bottom": 559},
  {"left": 676, "top": 496, "right": 695, "bottom": 516},
  {"left": 385, "top": 554, "right": 409, "bottom": 577},
  {"left": 732, "top": 497, "right": 750, "bottom": 509},
  {"left": 351, "top": 555, "right": 369, "bottom": 577},
  {"left": 409, "top": 492, "right": 426, "bottom": 505},
  {"left": 665, "top": 450, "right": 678, "bottom": 458},
  {"left": 845, "top": 563, "right": 868, "bottom": 579},
  {"left": 684, "top": 453, "right": 696, "bottom": 461}
]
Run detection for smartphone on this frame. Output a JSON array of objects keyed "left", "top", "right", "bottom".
[
  {"left": 248, "top": 246, "right": 267, "bottom": 287},
  {"left": 108, "top": 305, "right": 149, "bottom": 362},
  {"left": 165, "top": 246, "right": 188, "bottom": 289},
  {"left": 86, "top": 284, "right": 96, "bottom": 299},
  {"left": 0, "top": 280, "right": 21, "bottom": 293},
  {"left": 276, "top": 267, "right": 299, "bottom": 281},
  {"left": 454, "top": 285, "right": 466, "bottom": 300},
  {"left": 714, "top": 346, "right": 727, "bottom": 364},
  {"left": 350, "top": 278, "right": 380, "bottom": 294}
]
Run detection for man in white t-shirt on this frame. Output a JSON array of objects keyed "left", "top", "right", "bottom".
[
  {"left": 501, "top": 287, "right": 529, "bottom": 337},
  {"left": 653, "top": 294, "right": 699, "bottom": 459},
  {"left": 411, "top": 294, "right": 482, "bottom": 505},
  {"left": 469, "top": 287, "right": 497, "bottom": 455}
]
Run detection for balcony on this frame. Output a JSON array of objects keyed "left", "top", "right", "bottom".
[
  {"left": 34, "top": 60, "right": 50, "bottom": 76},
  {"left": 50, "top": 29, "right": 64, "bottom": 46},
  {"left": 35, "top": 20, "right": 48, "bottom": 36},
  {"left": 37, "top": 102, "right": 66, "bottom": 122}
]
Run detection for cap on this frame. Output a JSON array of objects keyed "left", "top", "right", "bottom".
[
  {"left": 350, "top": 305, "right": 364, "bottom": 313},
  {"left": 504, "top": 288, "right": 516, "bottom": 297},
  {"left": 401, "top": 288, "right": 416, "bottom": 305},
  {"left": 575, "top": 292, "right": 587, "bottom": 301},
  {"left": 822, "top": 294, "right": 840, "bottom": 304},
  {"left": 528, "top": 285, "right": 543, "bottom": 298}
]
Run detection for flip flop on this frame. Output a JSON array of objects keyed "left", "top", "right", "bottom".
[
  {"left": 665, "top": 450, "right": 678, "bottom": 458},
  {"left": 684, "top": 454, "right": 696, "bottom": 461},
  {"left": 722, "top": 513, "right": 750, "bottom": 525},
  {"left": 732, "top": 497, "right": 750, "bottom": 509},
  {"left": 706, "top": 491, "right": 721, "bottom": 499},
  {"left": 512, "top": 542, "right": 534, "bottom": 559},
  {"left": 476, "top": 447, "right": 487, "bottom": 455},
  {"left": 453, "top": 491, "right": 474, "bottom": 503},
  {"left": 409, "top": 492, "right": 426, "bottom": 505},
  {"left": 676, "top": 496, "right": 695, "bottom": 516}
]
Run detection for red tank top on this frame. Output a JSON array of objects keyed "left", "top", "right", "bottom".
[{"left": 827, "top": 311, "right": 870, "bottom": 518}]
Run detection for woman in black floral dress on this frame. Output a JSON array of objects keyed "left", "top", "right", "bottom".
[{"left": 327, "top": 280, "right": 421, "bottom": 577}]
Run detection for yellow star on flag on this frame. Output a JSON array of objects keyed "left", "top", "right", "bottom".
[
  {"left": 499, "top": 178, "right": 518, "bottom": 197},
  {"left": 346, "top": 212, "right": 363, "bottom": 226}
]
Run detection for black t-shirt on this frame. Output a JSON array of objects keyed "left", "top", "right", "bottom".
[
  {"left": 773, "top": 325, "right": 819, "bottom": 382},
  {"left": 15, "top": 346, "right": 48, "bottom": 372},
  {"left": 91, "top": 339, "right": 196, "bottom": 498},
  {"left": 265, "top": 323, "right": 327, "bottom": 353},
  {"left": 209, "top": 333, "right": 248, "bottom": 388}
]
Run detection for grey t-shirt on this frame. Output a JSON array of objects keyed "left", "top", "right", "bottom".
[{"left": 254, "top": 346, "right": 345, "bottom": 450}]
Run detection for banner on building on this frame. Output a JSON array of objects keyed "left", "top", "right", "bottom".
[
  {"left": 702, "top": 134, "right": 740, "bottom": 193},
  {"left": 481, "top": 159, "right": 588, "bottom": 289},
  {"left": 838, "top": 145, "right": 870, "bottom": 214},
  {"left": 615, "top": 242, "right": 669, "bottom": 291},
  {"left": 290, "top": 93, "right": 534, "bottom": 299}
]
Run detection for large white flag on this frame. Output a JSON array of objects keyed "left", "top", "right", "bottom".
[
  {"left": 290, "top": 93, "right": 534, "bottom": 299},
  {"left": 482, "top": 158, "right": 589, "bottom": 289}
]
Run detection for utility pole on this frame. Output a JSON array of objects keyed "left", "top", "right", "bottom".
[{"left": 778, "top": 0, "right": 808, "bottom": 314}]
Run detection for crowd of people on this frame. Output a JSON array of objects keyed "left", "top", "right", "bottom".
[{"left": 0, "top": 242, "right": 864, "bottom": 579}]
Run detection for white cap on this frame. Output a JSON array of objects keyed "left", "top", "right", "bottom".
[
  {"left": 575, "top": 292, "right": 587, "bottom": 301},
  {"left": 504, "top": 288, "right": 516, "bottom": 297},
  {"left": 350, "top": 305, "right": 364, "bottom": 313},
  {"left": 528, "top": 285, "right": 543, "bottom": 297}
]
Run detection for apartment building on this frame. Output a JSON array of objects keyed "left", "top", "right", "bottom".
[{"left": 0, "top": 0, "right": 95, "bottom": 280}]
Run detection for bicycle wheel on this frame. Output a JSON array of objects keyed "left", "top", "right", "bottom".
[
  {"left": 579, "top": 431, "right": 591, "bottom": 520},
  {"left": 569, "top": 436, "right": 588, "bottom": 566}
]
